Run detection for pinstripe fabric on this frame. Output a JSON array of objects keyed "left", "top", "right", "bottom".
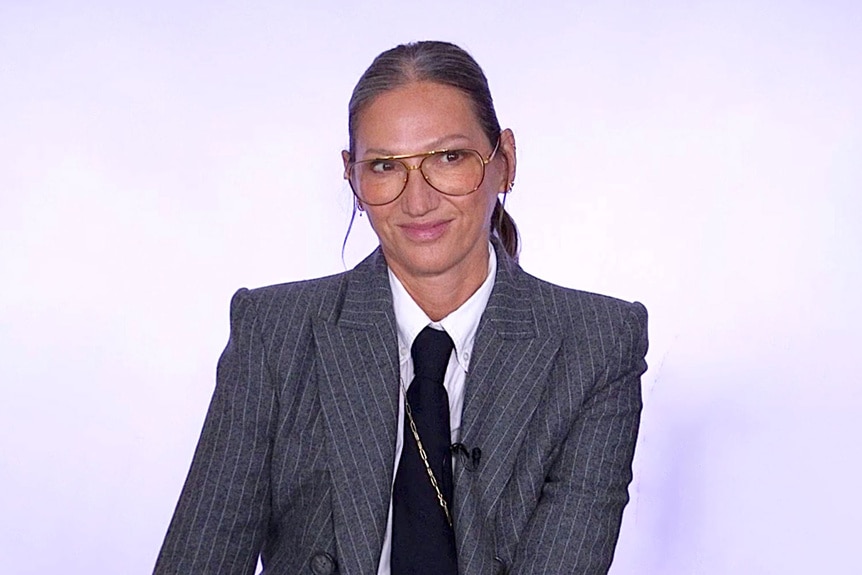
[{"left": 154, "top": 241, "right": 648, "bottom": 575}]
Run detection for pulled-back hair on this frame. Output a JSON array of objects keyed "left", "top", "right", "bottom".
[{"left": 347, "top": 41, "right": 519, "bottom": 260}]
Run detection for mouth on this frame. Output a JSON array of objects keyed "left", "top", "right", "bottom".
[{"left": 398, "top": 220, "right": 452, "bottom": 242}]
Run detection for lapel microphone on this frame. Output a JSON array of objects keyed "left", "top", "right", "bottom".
[{"left": 450, "top": 442, "right": 482, "bottom": 471}]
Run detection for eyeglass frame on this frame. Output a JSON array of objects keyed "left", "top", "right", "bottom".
[{"left": 345, "top": 137, "right": 501, "bottom": 207}]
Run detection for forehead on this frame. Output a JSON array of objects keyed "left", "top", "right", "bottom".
[{"left": 354, "top": 81, "right": 486, "bottom": 155}]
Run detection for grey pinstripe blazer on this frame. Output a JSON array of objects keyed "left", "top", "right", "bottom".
[{"left": 154, "top": 241, "right": 648, "bottom": 575}]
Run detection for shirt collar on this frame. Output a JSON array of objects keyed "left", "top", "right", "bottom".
[{"left": 388, "top": 242, "right": 497, "bottom": 373}]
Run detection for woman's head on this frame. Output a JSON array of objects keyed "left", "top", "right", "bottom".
[{"left": 344, "top": 41, "right": 520, "bottom": 266}]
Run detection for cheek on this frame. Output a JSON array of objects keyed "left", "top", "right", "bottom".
[
  {"left": 360, "top": 206, "right": 384, "bottom": 234},
  {"left": 473, "top": 186, "right": 500, "bottom": 225},
  {"left": 363, "top": 205, "right": 403, "bottom": 245}
]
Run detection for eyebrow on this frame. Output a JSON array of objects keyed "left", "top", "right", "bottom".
[{"left": 362, "top": 134, "right": 473, "bottom": 158}]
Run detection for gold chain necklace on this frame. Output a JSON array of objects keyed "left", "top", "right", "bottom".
[{"left": 401, "top": 380, "right": 453, "bottom": 527}]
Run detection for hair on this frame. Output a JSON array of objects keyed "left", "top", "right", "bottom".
[{"left": 345, "top": 40, "right": 519, "bottom": 260}]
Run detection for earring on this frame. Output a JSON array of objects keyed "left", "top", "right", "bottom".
[{"left": 506, "top": 180, "right": 515, "bottom": 192}]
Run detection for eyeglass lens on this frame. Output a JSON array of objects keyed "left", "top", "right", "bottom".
[{"left": 350, "top": 149, "right": 485, "bottom": 205}]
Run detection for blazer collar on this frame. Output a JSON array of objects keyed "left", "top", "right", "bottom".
[
  {"left": 335, "top": 247, "right": 396, "bottom": 329},
  {"left": 480, "top": 239, "right": 537, "bottom": 339}
]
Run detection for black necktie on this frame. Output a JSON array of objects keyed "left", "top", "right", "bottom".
[{"left": 391, "top": 326, "right": 458, "bottom": 575}]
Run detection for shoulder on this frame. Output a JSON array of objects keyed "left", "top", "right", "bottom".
[
  {"left": 535, "top": 273, "right": 646, "bottom": 330},
  {"left": 491, "top": 241, "right": 646, "bottom": 342},
  {"left": 507, "top": 266, "right": 648, "bottom": 362},
  {"left": 236, "top": 272, "right": 349, "bottom": 319},
  {"left": 224, "top": 248, "right": 389, "bottom": 331},
  {"left": 226, "top": 271, "right": 357, "bottom": 341}
]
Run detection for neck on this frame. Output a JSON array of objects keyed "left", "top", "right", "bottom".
[{"left": 390, "top": 254, "right": 490, "bottom": 322}]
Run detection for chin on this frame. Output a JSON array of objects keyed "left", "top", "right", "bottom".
[
  {"left": 393, "top": 242, "right": 481, "bottom": 279},
  {"left": 398, "top": 251, "right": 456, "bottom": 277}
]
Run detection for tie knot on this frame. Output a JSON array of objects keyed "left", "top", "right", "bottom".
[{"left": 411, "top": 326, "right": 454, "bottom": 382}]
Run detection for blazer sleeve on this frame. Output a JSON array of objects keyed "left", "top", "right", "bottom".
[
  {"left": 511, "top": 300, "right": 648, "bottom": 574},
  {"left": 154, "top": 289, "right": 275, "bottom": 575}
]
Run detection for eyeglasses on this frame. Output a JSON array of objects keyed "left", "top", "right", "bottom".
[{"left": 346, "top": 139, "right": 500, "bottom": 206}]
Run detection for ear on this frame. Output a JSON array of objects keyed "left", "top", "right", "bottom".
[
  {"left": 341, "top": 149, "right": 352, "bottom": 179},
  {"left": 498, "top": 128, "right": 517, "bottom": 193},
  {"left": 342, "top": 150, "right": 365, "bottom": 212}
]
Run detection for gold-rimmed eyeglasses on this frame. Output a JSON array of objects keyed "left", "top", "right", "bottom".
[{"left": 346, "top": 139, "right": 500, "bottom": 206}]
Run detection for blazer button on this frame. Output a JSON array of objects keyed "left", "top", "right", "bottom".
[
  {"left": 310, "top": 551, "right": 337, "bottom": 575},
  {"left": 493, "top": 555, "right": 508, "bottom": 574}
]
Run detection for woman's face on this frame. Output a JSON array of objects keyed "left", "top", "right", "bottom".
[{"left": 344, "top": 81, "right": 515, "bottom": 287}]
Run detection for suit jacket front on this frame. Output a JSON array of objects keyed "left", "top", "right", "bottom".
[{"left": 154, "top": 242, "right": 648, "bottom": 575}]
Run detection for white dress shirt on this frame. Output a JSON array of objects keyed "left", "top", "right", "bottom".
[{"left": 376, "top": 243, "right": 497, "bottom": 575}]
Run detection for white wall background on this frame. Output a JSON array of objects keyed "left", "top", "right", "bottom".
[{"left": 1, "top": 1, "right": 860, "bottom": 573}]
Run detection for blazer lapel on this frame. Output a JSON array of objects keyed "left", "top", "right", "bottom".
[
  {"left": 313, "top": 249, "right": 399, "bottom": 575},
  {"left": 453, "top": 246, "right": 562, "bottom": 554}
]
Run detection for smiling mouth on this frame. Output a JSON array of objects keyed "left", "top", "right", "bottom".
[{"left": 399, "top": 220, "right": 451, "bottom": 242}]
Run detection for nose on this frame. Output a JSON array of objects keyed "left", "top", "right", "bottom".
[{"left": 399, "top": 162, "right": 439, "bottom": 216}]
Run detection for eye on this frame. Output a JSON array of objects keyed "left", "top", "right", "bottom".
[
  {"left": 441, "top": 150, "right": 466, "bottom": 164},
  {"left": 369, "top": 160, "right": 398, "bottom": 173}
]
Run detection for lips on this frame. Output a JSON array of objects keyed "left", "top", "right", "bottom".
[{"left": 398, "top": 220, "right": 452, "bottom": 242}]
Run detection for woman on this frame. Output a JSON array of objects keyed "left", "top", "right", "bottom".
[{"left": 155, "top": 41, "right": 648, "bottom": 575}]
